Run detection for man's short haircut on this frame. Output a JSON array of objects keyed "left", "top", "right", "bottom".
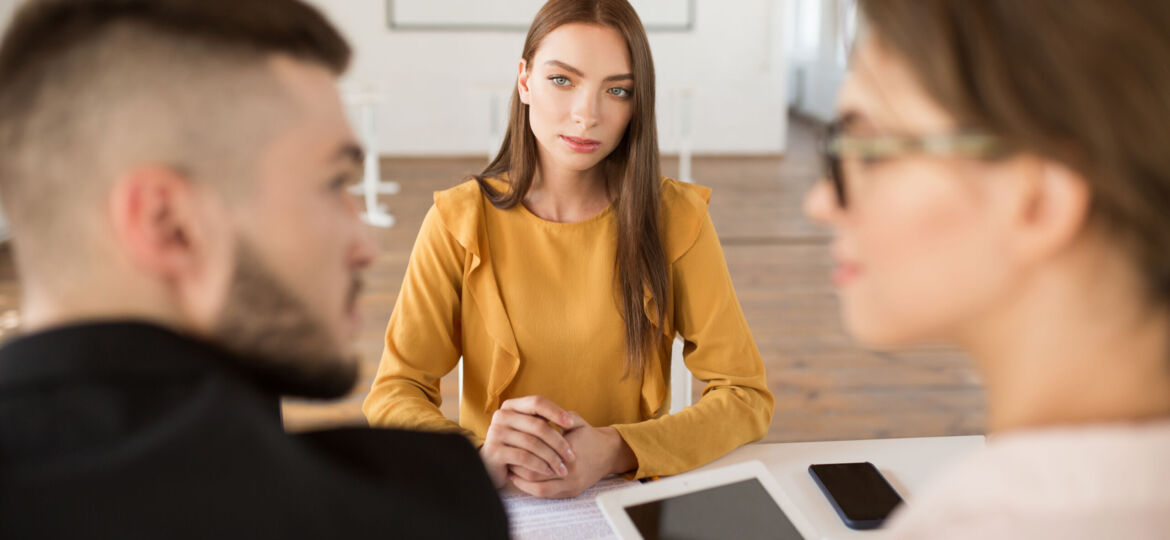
[
  {"left": 0, "top": 0, "right": 351, "bottom": 274},
  {"left": 0, "top": 0, "right": 350, "bottom": 81}
]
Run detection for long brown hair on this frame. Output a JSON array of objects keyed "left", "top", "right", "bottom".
[
  {"left": 858, "top": 0, "right": 1170, "bottom": 307},
  {"left": 475, "top": 0, "right": 667, "bottom": 376}
]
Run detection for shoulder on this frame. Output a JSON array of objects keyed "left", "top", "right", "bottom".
[
  {"left": 425, "top": 178, "right": 503, "bottom": 256},
  {"left": 659, "top": 177, "right": 714, "bottom": 263},
  {"left": 660, "top": 176, "right": 712, "bottom": 208},
  {"left": 432, "top": 178, "right": 488, "bottom": 229},
  {"left": 434, "top": 178, "right": 490, "bottom": 209},
  {"left": 887, "top": 427, "right": 1170, "bottom": 539}
]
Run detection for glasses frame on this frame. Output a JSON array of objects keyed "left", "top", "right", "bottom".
[{"left": 821, "top": 119, "right": 1007, "bottom": 208}]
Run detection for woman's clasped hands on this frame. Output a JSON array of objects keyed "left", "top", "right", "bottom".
[{"left": 479, "top": 395, "right": 637, "bottom": 498}]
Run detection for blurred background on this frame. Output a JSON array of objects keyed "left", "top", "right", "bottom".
[{"left": 0, "top": 0, "right": 984, "bottom": 442}]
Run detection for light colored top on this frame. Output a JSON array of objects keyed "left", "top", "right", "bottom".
[
  {"left": 362, "top": 177, "right": 774, "bottom": 478},
  {"left": 883, "top": 420, "right": 1170, "bottom": 539}
]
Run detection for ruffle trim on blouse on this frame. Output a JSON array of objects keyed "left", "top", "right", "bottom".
[
  {"left": 638, "top": 178, "right": 712, "bottom": 416},
  {"left": 433, "top": 177, "right": 712, "bottom": 415}
]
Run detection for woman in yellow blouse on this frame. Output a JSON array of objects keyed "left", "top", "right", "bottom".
[{"left": 363, "top": 0, "right": 773, "bottom": 498}]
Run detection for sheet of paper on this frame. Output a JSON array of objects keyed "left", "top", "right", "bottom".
[{"left": 502, "top": 476, "right": 638, "bottom": 540}]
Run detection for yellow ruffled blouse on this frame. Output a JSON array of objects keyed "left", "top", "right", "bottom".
[{"left": 363, "top": 177, "right": 774, "bottom": 479}]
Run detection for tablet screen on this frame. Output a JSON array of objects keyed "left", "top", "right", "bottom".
[{"left": 622, "top": 478, "right": 804, "bottom": 540}]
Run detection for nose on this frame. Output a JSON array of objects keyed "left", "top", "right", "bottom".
[
  {"left": 803, "top": 177, "right": 843, "bottom": 226},
  {"left": 570, "top": 90, "right": 600, "bottom": 129},
  {"left": 349, "top": 218, "right": 378, "bottom": 271}
]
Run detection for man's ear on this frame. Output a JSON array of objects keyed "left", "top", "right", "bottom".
[
  {"left": 1007, "top": 158, "right": 1093, "bottom": 265},
  {"left": 517, "top": 58, "right": 532, "bottom": 105},
  {"left": 108, "top": 165, "right": 213, "bottom": 281}
]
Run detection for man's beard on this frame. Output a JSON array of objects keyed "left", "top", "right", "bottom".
[{"left": 210, "top": 241, "right": 360, "bottom": 399}]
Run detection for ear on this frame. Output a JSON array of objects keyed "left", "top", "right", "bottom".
[
  {"left": 1007, "top": 158, "right": 1093, "bottom": 265},
  {"left": 108, "top": 166, "right": 215, "bottom": 282},
  {"left": 517, "top": 58, "right": 532, "bottom": 105}
]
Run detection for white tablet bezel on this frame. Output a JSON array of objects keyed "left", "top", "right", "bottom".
[{"left": 596, "top": 460, "right": 820, "bottom": 539}]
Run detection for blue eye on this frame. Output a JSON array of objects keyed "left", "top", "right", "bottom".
[
  {"left": 609, "top": 87, "right": 631, "bottom": 98},
  {"left": 550, "top": 75, "right": 571, "bottom": 86}
]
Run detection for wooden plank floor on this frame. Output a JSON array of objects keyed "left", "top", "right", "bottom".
[{"left": 0, "top": 117, "right": 987, "bottom": 442}]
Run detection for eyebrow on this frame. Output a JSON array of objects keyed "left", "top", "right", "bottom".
[{"left": 544, "top": 60, "right": 633, "bottom": 83}]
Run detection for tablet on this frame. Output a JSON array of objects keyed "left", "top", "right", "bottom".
[{"left": 596, "top": 460, "right": 819, "bottom": 540}]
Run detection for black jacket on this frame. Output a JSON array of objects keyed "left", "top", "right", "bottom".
[{"left": 0, "top": 322, "right": 508, "bottom": 539}]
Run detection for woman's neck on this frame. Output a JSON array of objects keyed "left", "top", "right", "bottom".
[
  {"left": 962, "top": 246, "right": 1170, "bottom": 435},
  {"left": 523, "top": 160, "right": 610, "bottom": 223}
]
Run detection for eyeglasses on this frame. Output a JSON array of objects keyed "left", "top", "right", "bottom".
[{"left": 821, "top": 119, "right": 1008, "bottom": 208}]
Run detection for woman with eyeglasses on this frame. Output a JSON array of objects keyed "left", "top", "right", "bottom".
[
  {"left": 805, "top": 1, "right": 1170, "bottom": 537},
  {"left": 363, "top": 0, "right": 773, "bottom": 499}
]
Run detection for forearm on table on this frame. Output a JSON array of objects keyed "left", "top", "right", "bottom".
[
  {"left": 598, "top": 426, "right": 638, "bottom": 475},
  {"left": 364, "top": 383, "right": 464, "bottom": 431},
  {"left": 613, "top": 386, "right": 772, "bottom": 478}
]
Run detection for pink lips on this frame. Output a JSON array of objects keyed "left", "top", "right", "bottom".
[
  {"left": 833, "top": 262, "right": 862, "bottom": 286},
  {"left": 560, "top": 135, "right": 602, "bottom": 153}
]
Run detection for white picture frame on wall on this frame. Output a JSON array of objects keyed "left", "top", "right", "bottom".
[{"left": 387, "top": 0, "right": 694, "bottom": 32}]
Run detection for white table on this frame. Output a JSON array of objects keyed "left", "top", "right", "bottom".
[
  {"left": 697, "top": 436, "right": 986, "bottom": 539},
  {"left": 505, "top": 435, "right": 985, "bottom": 539}
]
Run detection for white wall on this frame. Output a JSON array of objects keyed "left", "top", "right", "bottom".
[
  {"left": 389, "top": 0, "right": 692, "bottom": 30},
  {"left": 786, "top": 0, "right": 850, "bottom": 122},
  {"left": 307, "top": 0, "right": 789, "bottom": 156},
  {"left": 0, "top": 0, "right": 17, "bottom": 242},
  {"left": 0, "top": 0, "right": 16, "bottom": 33},
  {"left": 0, "top": 1, "right": 791, "bottom": 157}
]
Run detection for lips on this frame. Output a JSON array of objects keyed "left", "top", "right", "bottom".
[
  {"left": 560, "top": 135, "right": 602, "bottom": 153},
  {"left": 833, "top": 261, "right": 861, "bottom": 286}
]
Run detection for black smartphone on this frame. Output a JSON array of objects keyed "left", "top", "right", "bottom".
[{"left": 808, "top": 462, "right": 903, "bottom": 530}]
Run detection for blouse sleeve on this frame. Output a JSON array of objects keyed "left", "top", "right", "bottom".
[
  {"left": 362, "top": 204, "right": 476, "bottom": 443},
  {"left": 613, "top": 207, "right": 775, "bottom": 478}
]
